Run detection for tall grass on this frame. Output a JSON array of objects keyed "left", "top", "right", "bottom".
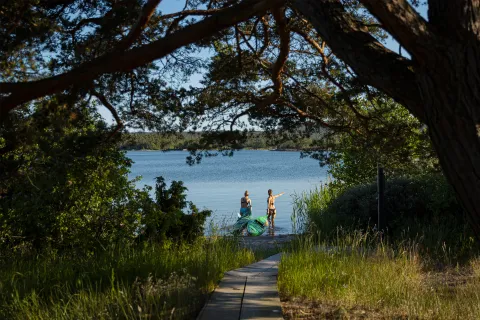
[
  {"left": 279, "top": 236, "right": 480, "bottom": 319},
  {"left": 0, "top": 238, "right": 271, "bottom": 319},
  {"left": 291, "top": 183, "right": 342, "bottom": 235},
  {"left": 292, "top": 180, "right": 478, "bottom": 263},
  {"left": 285, "top": 181, "right": 480, "bottom": 318}
]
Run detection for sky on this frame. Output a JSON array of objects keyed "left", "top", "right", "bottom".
[{"left": 98, "top": 1, "right": 428, "bottom": 124}]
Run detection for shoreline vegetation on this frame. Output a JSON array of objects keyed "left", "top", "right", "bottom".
[
  {"left": 126, "top": 147, "right": 302, "bottom": 152},
  {"left": 0, "top": 238, "right": 278, "bottom": 319},
  {"left": 279, "top": 235, "right": 480, "bottom": 320},
  {"left": 119, "top": 132, "right": 326, "bottom": 152},
  {"left": 279, "top": 182, "right": 480, "bottom": 319}
]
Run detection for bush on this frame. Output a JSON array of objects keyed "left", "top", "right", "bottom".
[
  {"left": 0, "top": 101, "right": 210, "bottom": 254},
  {"left": 296, "top": 175, "right": 477, "bottom": 261},
  {"left": 0, "top": 103, "right": 147, "bottom": 252},
  {"left": 140, "top": 177, "right": 211, "bottom": 243}
]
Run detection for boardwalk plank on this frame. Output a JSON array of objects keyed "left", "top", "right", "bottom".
[
  {"left": 197, "top": 275, "right": 246, "bottom": 320},
  {"left": 240, "top": 276, "right": 283, "bottom": 320},
  {"left": 198, "top": 253, "right": 284, "bottom": 320}
]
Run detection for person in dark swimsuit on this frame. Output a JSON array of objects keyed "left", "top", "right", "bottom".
[
  {"left": 240, "top": 190, "right": 252, "bottom": 217},
  {"left": 267, "top": 189, "right": 284, "bottom": 227}
]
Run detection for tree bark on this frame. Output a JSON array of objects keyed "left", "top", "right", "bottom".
[
  {"left": 294, "top": 0, "right": 480, "bottom": 238},
  {"left": 422, "top": 63, "right": 480, "bottom": 237},
  {"left": 419, "top": 0, "right": 480, "bottom": 237}
]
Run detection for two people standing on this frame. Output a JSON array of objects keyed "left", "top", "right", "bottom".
[{"left": 239, "top": 189, "right": 284, "bottom": 226}]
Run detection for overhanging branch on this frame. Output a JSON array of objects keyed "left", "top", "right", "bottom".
[
  {"left": 0, "top": 0, "right": 282, "bottom": 119},
  {"left": 91, "top": 90, "right": 123, "bottom": 138},
  {"left": 291, "top": 27, "right": 370, "bottom": 121},
  {"left": 255, "top": 5, "right": 290, "bottom": 109},
  {"left": 117, "top": 0, "right": 163, "bottom": 50},
  {"left": 292, "top": 0, "right": 426, "bottom": 122},
  {"left": 359, "top": 0, "right": 436, "bottom": 62}
]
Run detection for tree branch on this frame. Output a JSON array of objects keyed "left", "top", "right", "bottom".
[
  {"left": 291, "top": 27, "right": 370, "bottom": 120},
  {"left": 292, "top": 0, "right": 426, "bottom": 122},
  {"left": 254, "top": 6, "right": 289, "bottom": 110},
  {"left": 283, "top": 70, "right": 344, "bottom": 118},
  {"left": 359, "top": 0, "right": 436, "bottom": 62},
  {"left": 71, "top": 15, "right": 110, "bottom": 34},
  {"left": 238, "top": 28, "right": 257, "bottom": 53},
  {"left": 281, "top": 100, "right": 351, "bottom": 130},
  {"left": 117, "top": 0, "right": 163, "bottom": 50},
  {"left": 160, "top": 8, "right": 224, "bottom": 20},
  {"left": 258, "top": 16, "right": 270, "bottom": 55},
  {"left": 235, "top": 25, "right": 243, "bottom": 67},
  {"left": 0, "top": 0, "right": 282, "bottom": 119},
  {"left": 269, "top": 6, "right": 290, "bottom": 95},
  {"left": 230, "top": 108, "right": 253, "bottom": 130},
  {"left": 91, "top": 90, "right": 123, "bottom": 138}
]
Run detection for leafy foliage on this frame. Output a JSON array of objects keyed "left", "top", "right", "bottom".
[
  {"left": 303, "top": 97, "right": 440, "bottom": 187},
  {"left": 141, "top": 177, "right": 211, "bottom": 242},
  {"left": 0, "top": 101, "right": 209, "bottom": 253},
  {"left": 0, "top": 100, "right": 147, "bottom": 251}
]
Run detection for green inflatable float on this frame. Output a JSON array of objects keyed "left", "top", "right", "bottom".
[{"left": 232, "top": 215, "right": 268, "bottom": 236}]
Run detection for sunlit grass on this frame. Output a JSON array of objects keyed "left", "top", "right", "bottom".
[
  {"left": 279, "top": 236, "right": 480, "bottom": 319},
  {"left": 291, "top": 183, "right": 342, "bottom": 236},
  {"left": 0, "top": 238, "right": 274, "bottom": 319}
]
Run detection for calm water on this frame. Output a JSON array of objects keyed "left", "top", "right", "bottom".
[{"left": 127, "top": 150, "right": 328, "bottom": 235}]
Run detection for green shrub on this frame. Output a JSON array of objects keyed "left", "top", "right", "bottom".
[
  {"left": 0, "top": 101, "right": 210, "bottom": 254},
  {"left": 140, "top": 177, "right": 211, "bottom": 243},
  {"left": 0, "top": 103, "right": 147, "bottom": 252},
  {"left": 295, "top": 175, "right": 477, "bottom": 261}
]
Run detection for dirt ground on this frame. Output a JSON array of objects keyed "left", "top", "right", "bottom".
[{"left": 281, "top": 298, "right": 391, "bottom": 320}]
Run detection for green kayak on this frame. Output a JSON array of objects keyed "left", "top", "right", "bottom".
[
  {"left": 246, "top": 215, "right": 268, "bottom": 236},
  {"left": 232, "top": 216, "right": 250, "bottom": 235},
  {"left": 232, "top": 215, "right": 268, "bottom": 236}
]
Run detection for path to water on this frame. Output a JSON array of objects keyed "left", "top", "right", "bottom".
[{"left": 197, "top": 253, "right": 283, "bottom": 320}]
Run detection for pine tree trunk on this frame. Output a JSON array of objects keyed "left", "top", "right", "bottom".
[
  {"left": 293, "top": 0, "right": 480, "bottom": 239},
  {"left": 418, "top": 43, "right": 480, "bottom": 238}
]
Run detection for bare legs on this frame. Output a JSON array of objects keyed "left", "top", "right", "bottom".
[{"left": 267, "top": 209, "right": 276, "bottom": 235}]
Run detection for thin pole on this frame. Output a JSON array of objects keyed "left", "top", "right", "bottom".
[{"left": 377, "top": 165, "right": 386, "bottom": 231}]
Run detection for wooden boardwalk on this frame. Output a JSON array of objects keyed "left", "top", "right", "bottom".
[{"left": 197, "top": 253, "right": 283, "bottom": 320}]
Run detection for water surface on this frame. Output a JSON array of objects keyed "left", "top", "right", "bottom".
[{"left": 127, "top": 150, "right": 328, "bottom": 234}]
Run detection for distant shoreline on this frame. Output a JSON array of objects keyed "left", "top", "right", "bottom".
[{"left": 122, "top": 148, "right": 304, "bottom": 152}]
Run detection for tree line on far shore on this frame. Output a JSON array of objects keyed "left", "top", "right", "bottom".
[{"left": 119, "top": 131, "right": 327, "bottom": 151}]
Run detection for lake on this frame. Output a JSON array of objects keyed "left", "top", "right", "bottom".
[{"left": 127, "top": 150, "right": 328, "bottom": 235}]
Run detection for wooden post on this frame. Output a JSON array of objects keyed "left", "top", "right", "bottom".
[{"left": 377, "top": 165, "right": 386, "bottom": 231}]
